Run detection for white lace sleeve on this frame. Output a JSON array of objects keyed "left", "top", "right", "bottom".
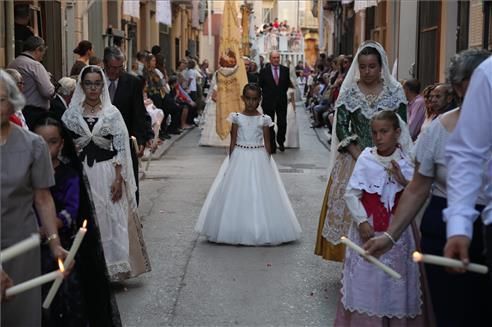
[
  {"left": 344, "top": 186, "right": 367, "bottom": 224},
  {"left": 226, "top": 112, "right": 239, "bottom": 124},
  {"left": 262, "top": 114, "right": 274, "bottom": 127}
]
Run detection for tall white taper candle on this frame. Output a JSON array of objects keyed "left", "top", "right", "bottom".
[
  {"left": 42, "top": 221, "right": 87, "bottom": 309},
  {"left": 1, "top": 234, "right": 40, "bottom": 263},
  {"left": 412, "top": 251, "right": 488, "bottom": 274},
  {"left": 340, "top": 236, "right": 402, "bottom": 279}
]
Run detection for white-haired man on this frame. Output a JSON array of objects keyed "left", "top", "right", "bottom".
[{"left": 50, "top": 77, "right": 76, "bottom": 120}]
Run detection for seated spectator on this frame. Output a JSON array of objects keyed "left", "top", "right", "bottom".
[{"left": 172, "top": 75, "right": 195, "bottom": 130}]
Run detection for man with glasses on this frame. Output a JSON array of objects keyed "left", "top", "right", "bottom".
[
  {"left": 8, "top": 36, "right": 54, "bottom": 129},
  {"left": 103, "top": 46, "right": 153, "bottom": 205}
]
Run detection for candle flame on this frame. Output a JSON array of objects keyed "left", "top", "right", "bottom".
[
  {"left": 412, "top": 251, "right": 423, "bottom": 263},
  {"left": 340, "top": 236, "right": 347, "bottom": 241},
  {"left": 58, "top": 259, "right": 65, "bottom": 272},
  {"left": 82, "top": 220, "right": 88, "bottom": 229}
]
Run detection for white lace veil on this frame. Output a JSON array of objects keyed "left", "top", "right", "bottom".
[
  {"left": 62, "top": 65, "right": 137, "bottom": 210},
  {"left": 328, "top": 41, "right": 412, "bottom": 172}
]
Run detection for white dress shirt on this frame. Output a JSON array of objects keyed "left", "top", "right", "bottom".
[{"left": 443, "top": 57, "right": 492, "bottom": 239}]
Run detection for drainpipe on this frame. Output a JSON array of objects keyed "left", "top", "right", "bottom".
[{"left": 6, "top": 0, "right": 15, "bottom": 62}]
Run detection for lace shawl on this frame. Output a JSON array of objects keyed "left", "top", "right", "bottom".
[
  {"left": 62, "top": 65, "right": 137, "bottom": 210},
  {"left": 347, "top": 147, "right": 414, "bottom": 212}
]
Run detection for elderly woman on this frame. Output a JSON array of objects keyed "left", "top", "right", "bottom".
[
  {"left": 4, "top": 68, "right": 28, "bottom": 129},
  {"left": 1, "top": 69, "right": 66, "bottom": 326},
  {"left": 365, "top": 48, "right": 492, "bottom": 327},
  {"left": 50, "top": 76, "right": 77, "bottom": 121}
]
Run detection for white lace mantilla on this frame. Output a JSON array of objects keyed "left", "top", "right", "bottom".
[
  {"left": 62, "top": 65, "right": 137, "bottom": 210},
  {"left": 336, "top": 83, "right": 407, "bottom": 119}
]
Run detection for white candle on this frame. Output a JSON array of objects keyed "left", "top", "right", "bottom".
[
  {"left": 412, "top": 251, "right": 488, "bottom": 274},
  {"left": 42, "top": 220, "right": 87, "bottom": 309},
  {"left": 6, "top": 260, "right": 64, "bottom": 297},
  {"left": 340, "top": 236, "right": 402, "bottom": 279},
  {"left": 1, "top": 234, "right": 40, "bottom": 263}
]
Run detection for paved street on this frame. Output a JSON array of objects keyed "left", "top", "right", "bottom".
[{"left": 115, "top": 106, "right": 342, "bottom": 326}]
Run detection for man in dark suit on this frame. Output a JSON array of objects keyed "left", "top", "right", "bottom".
[
  {"left": 103, "top": 46, "right": 153, "bottom": 205},
  {"left": 258, "top": 50, "right": 291, "bottom": 152}
]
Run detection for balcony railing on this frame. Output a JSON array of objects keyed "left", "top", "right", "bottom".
[{"left": 257, "top": 33, "right": 305, "bottom": 55}]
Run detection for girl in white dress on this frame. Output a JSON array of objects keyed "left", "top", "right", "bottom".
[{"left": 195, "top": 84, "right": 302, "bottom": 245}]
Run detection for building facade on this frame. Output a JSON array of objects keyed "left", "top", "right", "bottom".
[
  {"left": 0, "top": 0, "right": 204, "bottom": 79},
  {"left": 318, "top": 0, "right": 492, "bottom": 87}
]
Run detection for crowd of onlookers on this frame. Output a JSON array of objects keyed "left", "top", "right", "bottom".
[
  {"left": 301, "top": 51, "right": 461, "bottom": 145},
  {"left": 7, "top": 37, "right": 211, "bottom": 145},
  {"left": 257, "top": 18, "right": 303, "bottom": 53}
]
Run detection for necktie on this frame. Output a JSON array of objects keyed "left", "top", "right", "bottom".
[
  {"left": 108, "top": 81, "right": 116, "bottom": 102},
  {"left": 273, "top": 66, "right": 279, "bottom": 85}
]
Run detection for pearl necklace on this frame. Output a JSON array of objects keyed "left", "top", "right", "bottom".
[{"left": 84, "top": 101, "right": 102, "bottom": 113}]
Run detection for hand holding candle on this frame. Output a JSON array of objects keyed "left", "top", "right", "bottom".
[
  {"left": 5, "top": 260, "right": 64, "bottom": 297},
  {"left": 1, "top": 234, "right": 40, "bottom": 263},
  {"left": 340, "top": 236, "right": 402, "bottom": 279},
  {"left": 43, "top": 220, "right": 88, "bottom": 309},
  {"left": 412, "top": 251, "right": 488, "bottom": 274}
]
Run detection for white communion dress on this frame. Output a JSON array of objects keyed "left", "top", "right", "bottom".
[{"left": 195, "top": 112, "right": 302, "bottom": 245}]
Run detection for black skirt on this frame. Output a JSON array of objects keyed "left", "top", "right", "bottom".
[{"left": 420, "top": 195, "right": 491, "bottom": 327}]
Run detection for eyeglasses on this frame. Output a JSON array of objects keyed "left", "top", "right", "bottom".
[{"left": 82, "top": 80, "right": 104, "bottom": 89}]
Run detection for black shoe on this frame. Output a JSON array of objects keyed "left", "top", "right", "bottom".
[
  {"left": 159, "top": 134, "right": 171, "bottom": 140},
  {"left": 278, "top": 144, "right": 285, "bottom": 152},
  {"left": 168, "top": 129, "right": 182, "bottom": 135}
]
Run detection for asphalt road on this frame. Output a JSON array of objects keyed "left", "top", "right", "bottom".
[{"left": 115, "top": 105, "right": 342, "bottom": 326}]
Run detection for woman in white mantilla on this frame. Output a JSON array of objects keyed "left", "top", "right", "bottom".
[
  {"left": 314, "top": 41, "right": 412, "bottom": 262},
  {"left": 62, "top": 65, "right": 150, "bottom": 281}
]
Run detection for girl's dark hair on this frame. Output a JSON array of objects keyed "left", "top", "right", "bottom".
[
  {"left": 33, "top": 116, "right": 63, "bottom": 133},
  {"left": 371, "top": 110, "right": 400, "bottom": 130},
  {"left": 358, "top": 46, "right": 382, "bottom": 66},
  {"left": 242, "top": 83, "right": 262, "bottom": 98},
  {"left": 80, "top": 66, "right": 104, "bottom": 83},
  {"left": 32, "top": 115, "right": 81, "bottom": 171}
]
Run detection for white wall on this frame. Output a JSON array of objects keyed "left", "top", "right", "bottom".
[
  {"left": 199, "top": 34, "right": 216, "bottom": 71},
  {"left": 397, "top": 0, "right": 418, "bottom": 80}
]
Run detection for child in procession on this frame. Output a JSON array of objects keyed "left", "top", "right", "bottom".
[
  {"left": 335, "top": 110, "right": 422, "bottom": 326},
  {"left": 33, "top": 116, "right": 121, "bottom": 326},
  {"left": 195, "top": 83, "right": 301, "bottom": 245}
]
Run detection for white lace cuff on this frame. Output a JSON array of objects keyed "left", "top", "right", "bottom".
[{"left": 338, "top": 134, "right": 358, "bottom": 151}]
